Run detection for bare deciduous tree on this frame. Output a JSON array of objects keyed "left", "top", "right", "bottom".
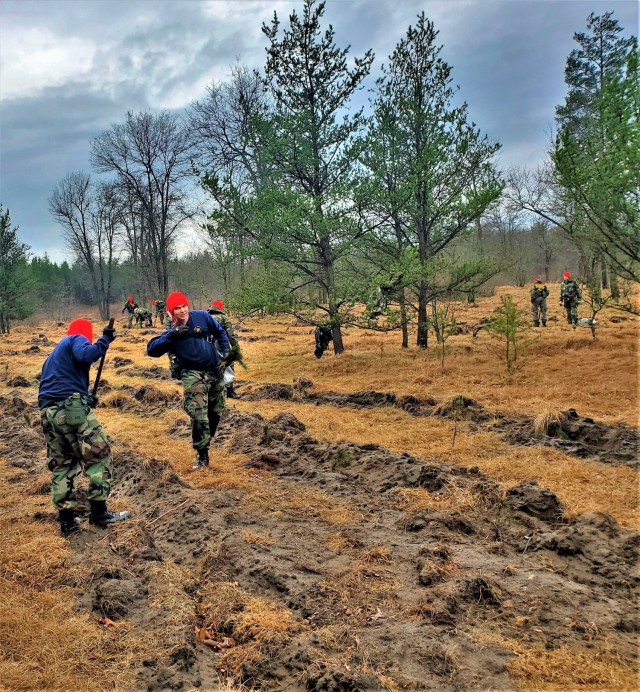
[{"left": 90, "top": 111, "right": 194, "bottom": 294}]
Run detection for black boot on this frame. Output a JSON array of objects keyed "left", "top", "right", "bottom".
[
  {"left": 59, "top": 508, "right": 81, "bottom": 537},
  {"left": 192, "top": 447, "right": 209, "bottom": 470},
  {"left": 88, "top": 500, "right": 131, "bottom": 528},
  {"left": 227, "top": 386, "right": 241, "bottom": 400}
]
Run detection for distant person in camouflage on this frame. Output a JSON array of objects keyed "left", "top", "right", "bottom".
[
  {"left": 530, "top": 277, "right": 549, "bottom": 327},
  {"left": 134, "top": 307, "right": 153, "bottom": 328},
  {"left": 314, "top": 325, "right": 333, "bottom": 358},
  {"left": 122, "top": 296, "right": 138, "bottom": 328},
  {"left": 38, "top": 318, "right": 130, "bottom": 536},
  {"left": 147, "top": 291, "right": 230, "bottom": 471},
  {"left": 152, "top": 299, "right": 166, "bottom": 326},
  {"left": 207, "top": 300, "right": 244, "bottom": 399},
  {"left": 367, "top": 272, "right": 404, "bottom": 319},
  {"left": 559, "top": 271, "right": 582, "bottom": 325}
]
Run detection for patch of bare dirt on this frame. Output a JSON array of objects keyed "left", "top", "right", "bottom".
[
  {"left": 0, "top": 395, "right": 637, "bottom": 690},
  {"left": 241, "top": 383, "right": 639, "bottom": 467}
]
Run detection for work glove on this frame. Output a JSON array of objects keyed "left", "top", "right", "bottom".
[
  {"left": 87, "top": 394, "right": 99, "bottom": 408},
  {"left": 103, "top": 326, "right": 117, "bottom": 342},
  {"left": 169, "top": 324, "right": 190, "bottom": 340}
]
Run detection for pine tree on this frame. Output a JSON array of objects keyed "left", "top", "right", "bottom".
[{"left": 0, "top": 205, "right": 34, "bottom": 333}]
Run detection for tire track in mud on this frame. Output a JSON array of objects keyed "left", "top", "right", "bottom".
[
  {"left": 237, "top": 381, "right": 640, "bottom": 468},
  {"left": 0, "top": 392, "right": 638, "bottom": 691}
]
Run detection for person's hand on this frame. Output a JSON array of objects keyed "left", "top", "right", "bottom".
[
  {"left": 169, "top": 324, "right": 190, "bottom": 340},
  {"left": 103, "top": 326, "right": 117, "bottom": 342}
]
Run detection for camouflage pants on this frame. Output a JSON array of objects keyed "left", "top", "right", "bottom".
[
  {"left": 40, "top": 402, "right": 112, "bottom": 510},
  {"left": 563, "top": 299, "right": 579, "bottom": 324},
  {"left": 126, "top": 311, "right": 134, "bottom": 328},
  {"left": 181, "top": 369, "right": 225, "bottom": 451},
  {"left": 531, "top": 299, "right": 547, "bottom": 325}
]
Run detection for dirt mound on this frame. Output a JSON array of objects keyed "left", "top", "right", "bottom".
[
  {"left": 1, "top": 399, "right": 637, "bottom": 690},
  {"left": 113, "top": 357, "right": 133, "bottom": 368},
  {"left": 6, "top": 375, "right": 31, "bottom": 387},
  {"left": 506, "top": 481, "right": 565, "bottom": 524},
  {"left": 119, "top": 365, "right": 172, "bottom": 380}
]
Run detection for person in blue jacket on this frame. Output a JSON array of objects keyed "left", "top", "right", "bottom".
[
  {"left": 38, "top": 318, "right": 130, "bottom": 536},
  {"left": 146, "top": 291, "right": 230, "bottom": 470}
]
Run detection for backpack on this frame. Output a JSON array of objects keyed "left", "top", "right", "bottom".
[{"left": 532, "top": 284, "right": 547, "bottom": 300}]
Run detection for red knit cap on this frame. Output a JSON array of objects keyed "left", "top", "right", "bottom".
[
  {"left": 67, "top": 318, "right": 93, "bottom": 343},
  {"left": 166, "top": 291, "right": 189, "bottom": 314},
  {"left": 151, "top": 299, "right": 156, "bottom": 305},
  {"left": 210, "top": 300, "right": 224, "bottom": 310},
  {"left": 127, "top": 295, "right": 133, "bottom": 302},
  {"left": 563, "top": 272, "right": 571, "bottom": 279},
  {"left": 533, "top": 277, "right": 540, "bottom": 282}
]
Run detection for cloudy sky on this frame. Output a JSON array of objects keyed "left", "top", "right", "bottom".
[{"left": 0, "top": 0, "right": 637, "bottom": 262}]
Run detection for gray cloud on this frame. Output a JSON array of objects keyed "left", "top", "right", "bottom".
[{"left": 0, "top": 0, "right": 637, "bottom": 260}]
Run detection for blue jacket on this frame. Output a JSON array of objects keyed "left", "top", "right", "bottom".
[
  {"left": 146, "top": 310, "right": 229, "bottom": 372},
  {"left": 38, "top": 334, "right": 111, "bottom": 408}
]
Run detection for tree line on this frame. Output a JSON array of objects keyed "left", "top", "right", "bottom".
[{"left": 1, "top": 2, "right": 637, "bottom": 345}]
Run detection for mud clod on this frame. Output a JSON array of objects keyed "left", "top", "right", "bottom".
[{"left": 507, "top": 481, "right": 565, "bottom": 523}]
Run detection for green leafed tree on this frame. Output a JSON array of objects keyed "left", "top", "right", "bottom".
[
  {"left": 0, "top": 205, "right": 34, "bottom": 333},
  {"left": 553, "top": 12, "right": 639, "bottom": 289},
  {"left": 255, "top": 0, "right": 374, "bottom": 353},
  {"left": 367, "top": 13, "right": 503, "bottom": 348}
]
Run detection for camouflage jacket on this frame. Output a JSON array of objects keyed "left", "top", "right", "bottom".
[{"left": 560, "top": 279, "right": 582, "bottom": 302}]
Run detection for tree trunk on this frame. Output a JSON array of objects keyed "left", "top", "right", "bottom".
[
  {"left": 610, "top": 271, "right": 620, "bottom": 300},
  {"left": 399, "top": 289, "right": 409, "bottom": 348},
  {"left": 600, "top": 255, "right": 608, "bottom": 290},
  {"left": 416, "top": 282, "right": 429, "bottom": 349}
]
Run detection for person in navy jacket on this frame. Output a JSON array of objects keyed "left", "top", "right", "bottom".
[
  {"left": 39, "top": 318, "right": 130, "bottom": 535},
  {"left": 147, "top": 291, "right": 230, "bottom": 470}
]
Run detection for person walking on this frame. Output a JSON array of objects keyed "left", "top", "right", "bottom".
[
  {"left": 122, "top": 295, "right": 138, "bottom": 328},
  {"left": 147, "top": 292, "right": 229, "bottom": 470},
  {"left": 530, "top": 277, "right": 549, "bottom": 327},
  {"left": 207, "top": 300, "right": 244, "bottom": 399},
  {"left": 38, "top": 318, "right": 130, "bottom": 536},
  {"left": 559, "top": 272, "right": 582, "bottom": 325}
]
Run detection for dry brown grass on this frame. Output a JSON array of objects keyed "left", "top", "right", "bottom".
[
  {"left": 533, "top": 408, "right": 568, "bottom": 436},
  {"left": 0, "top": 294, "right": 637, "bottom": 691},
  {"left": 472, "top": 628, "right": 638, "bottom": 691},
  {"left": 0, "top": 465, "right": 140, "bottom": 692},
  {"left": 196, "top": 580, "right": 304, "bottom": 677},
  {"left": 235, "top": 399, "right": 639, "bottom": 529}
]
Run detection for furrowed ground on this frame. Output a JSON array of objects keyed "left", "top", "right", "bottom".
[{"left": 0, "top": 284, "right": 637, "bottom": 691}]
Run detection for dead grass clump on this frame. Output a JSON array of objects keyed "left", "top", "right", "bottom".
[
  {"left": 242, "top": 529, "right": 276, "bottom": 546},
  {"left": 361, "top": 545, "right": 392, "bottom": 564},
  {"left": 197, "top": 581, "right": 304, "bottom": 677},
  {"left": 103, "top": 390, "right": 134, "bottom": 408},
  {"left": 244, "top": 485, "right": 357, "bottom": 526},
  {"left": 510, "top": 644, "right": 637, "bottom": 690},
  {"left": 533, "top": 409, "right": 568, "bottom": 437},
  {"left": 147, "top": 561, "right": 197, "bottom": 633},
  {"left": 472, "top": 629, "right": 638, "bottom": 691},
  {"left": 392, "top": 484, "right": 477, "bottom": 513}
]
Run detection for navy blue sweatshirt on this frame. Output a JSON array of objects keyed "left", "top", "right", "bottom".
[
  {"left": 38, "top": 334, "right": 111, "bottom": 408},
  {"left": 146, "top": 310, "right": 229, "bottom": 371}
]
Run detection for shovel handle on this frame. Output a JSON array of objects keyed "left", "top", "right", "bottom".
[{"left": 92, "top": 317, "right": 115, "bottom": 397}]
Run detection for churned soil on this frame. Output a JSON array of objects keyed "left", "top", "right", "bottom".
[
  {"left": 239, "top": 382, "right": 639, "bottom": 468},
  {"left": 0, "top": 391, "right": 637, "bottom": 691}
]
